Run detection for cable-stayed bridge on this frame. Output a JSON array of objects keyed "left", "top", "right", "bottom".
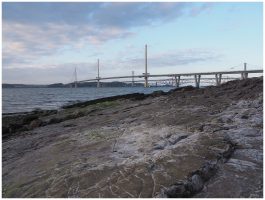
[{"left": 70, "top": 45, "right": 263, "bottom": 88}]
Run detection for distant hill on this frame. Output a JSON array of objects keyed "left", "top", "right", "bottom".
[
  {"left": 3, "top": 82, "right": 144, "bottom": 88},
  {"left": 2, "top": 84, "right": 45, "bottom": 88}
]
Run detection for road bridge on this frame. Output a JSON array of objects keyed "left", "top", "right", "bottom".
[
  {"left": 77, "top": 69, "right": 262, "bottom": 88},
  {"left": 71, "top": 45, "right": 263, "bottom": 88},
  {"left": 120, "top": 77, "right": 240, "bottom": 87}
]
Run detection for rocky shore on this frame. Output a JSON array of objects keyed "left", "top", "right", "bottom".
[{"left": 2, "top": 77, "right": 263, "bottom": 198}]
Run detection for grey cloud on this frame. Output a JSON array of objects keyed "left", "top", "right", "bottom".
[
  {"left": 2, "top": 2, "right": 212, "bottom": 73},
  {"left": 2, "top": 2, "right": 101, "bottom": 25},
  {"left": 3, "top": 2, "right": 211, "bottom": 28},
  {"left": 2, "top": 22, "right": 134, "bottom": 69},
  {"left": 91, "top": 3, "right": 188, "bottom": 28}
]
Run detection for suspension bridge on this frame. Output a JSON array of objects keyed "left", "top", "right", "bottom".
[{"left": 70, "top": 45, "right": 263, "bottom": 88}]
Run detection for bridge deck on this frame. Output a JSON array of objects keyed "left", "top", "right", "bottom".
[{"left": 78, "top": 69, "right": 263, "bottom": 83}]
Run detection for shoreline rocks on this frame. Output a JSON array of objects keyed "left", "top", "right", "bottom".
[{"left": 2, "top": 77, "right": 263, "bottom": 198}]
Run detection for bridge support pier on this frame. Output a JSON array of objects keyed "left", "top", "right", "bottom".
[
  {"left": 144, "top": 44, "right": 149, "bottom": 87},
  {"left": 215, "top": 74, "right": 222, "bottom": 86},
  {"left": 194, "top": 75, "right": 201, "bottom": 88},
  {"left": 97, "top": 59, "right": 101, "bottom": 88},
  {"left": 175, "top": 75, "right": 181, "bottom": 88},
  {"left": 131, "top": 71, "right": 134, "bottom": 87},
  {"left": 144, "top": 76, "right": 148, "bottom": 87},
  {"left": 241, "top": 62, "right": 248, "bottom": 80},
  {"left": 241, "top": 72, "right": 248, "bottom": 80}
]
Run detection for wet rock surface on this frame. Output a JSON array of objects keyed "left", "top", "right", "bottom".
[{"left": 2, "top": 77, "right": 263, "bottom": 198}]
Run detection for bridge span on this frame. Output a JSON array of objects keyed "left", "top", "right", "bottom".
[
  {"left": 70, "top": 45, "right": 263, "bottom": 88},
  {"left": 77, "top": 69, "right": 263, "bottom": 88}
]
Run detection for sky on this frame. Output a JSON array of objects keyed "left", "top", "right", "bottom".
[{"left": 2, "top": 2, "right": 263, "bottom": 84}]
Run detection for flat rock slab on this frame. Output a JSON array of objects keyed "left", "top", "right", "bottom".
[
  {"left": 2, "top": 77, "right": 263, "bottom": 198},
  {"left": 2, "top": 123, "right": 227, "bottom": 197}
]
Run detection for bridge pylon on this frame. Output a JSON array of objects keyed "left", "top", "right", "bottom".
[
  {"left": 144, "top": 44, "right": 149, "bottom": 87},
  {"left": 241, "top": 63, "right": 248, "bottom": 79},
  {"left": 132, "top": 71, "right": 135, "bottom": 87},
  {"left": 194, "top": 74, "right": 201, "bottom": 88},
  {"left": 74, "top": 67, "right": 78, "bottom": 88},
  {"left": 175, "top": 75, "right": 180, "bottom": 88},
  {"left": 215, "top": 74, "right": 222, "bottom": 86},
  {"left": 97, "top": 59, "right": 100, "bottom": 88}
]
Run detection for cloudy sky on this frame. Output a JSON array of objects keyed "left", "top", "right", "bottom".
[{"left": 2, "top": 2, "right": 263, "bottom": 84}]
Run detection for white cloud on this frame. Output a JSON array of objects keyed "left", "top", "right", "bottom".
[
  {"left": 3, "top": 48, "right": 221, "bottom": 84},
  {"left": 2, "top": 21, "right": 134, "bottom": 69},
  {"left": 2, "top": 2, "right": 214, "bottom": 83}
]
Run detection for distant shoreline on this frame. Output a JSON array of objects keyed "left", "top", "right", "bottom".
[
  {"left": 2, "top": 85, "right": 173, "bottom": 88},
  {"left": 2, "top": 81, "right": 146, "bottom": 88}
]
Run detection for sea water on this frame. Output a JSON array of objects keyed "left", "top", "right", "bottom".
[{"left": 2, "top": 87, "right": 173, "bottom": 114}]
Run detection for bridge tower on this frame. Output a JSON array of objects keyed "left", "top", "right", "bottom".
[
  {"left": 132, "top": 71, "right": 135, "bottom": 87},
  {"left": 97, "top": 59, "right": 100, "bottom": 88},
  {"left": 144, "top": 44, "right": 149, "bottom": 87},
  {"left": 175, "top": 75, "right": 180, "bottom": 88},
  {"left": 243, "top": 62, "right": 248, "bottom": 79},
  {"left": 74, "top": 67, "right": 77, "bottom": 88},
  {"left": 241, "top": 62, "right": 248, "bottom": 79},
  {"left": 194, "top": 74, "right": 201, "bottom": 88},
  {"left": 215, "top": 73, "right": 222, "bottom": 86}
]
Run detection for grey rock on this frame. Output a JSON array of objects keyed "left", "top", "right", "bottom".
[
  {"left": 165, "top": 184, "right": 186, "bottom": 198},
  {"left": 200, "top": 162, "right": 218, "bottom": 181},
  {"left": 155, "top": 191, "right": 168, "bottom": 198},
  {"left": 250, "top": 116, "right": 263, "bottom": 128},
  {"left": 22, "top": 115, "right": 39, "bottom": 124},
  {"left": 48, "top": 117, "right": 63, "bottom": 124},
  {"left": 29, "top": 119, "right": 42, "bottom": 130},
  {"left": 241, "top": 114, "right": 249, "bottom": 119},
  {"left": 233, "top": 149, "right": 263, "bottom": 163},
  {"left": 153, "top": 140, "right": 167, "bottom": 150},
  {"left": 226, "top": 158, "right": 258, "bottom": 171},
  {"left": 168, "top": 134, "right": 188, "bottom": 145},
  {"left": 218, "top": 115, "right": 233, "bottom": 123},
  {"left": 2, "top": 126, "right": 10, "bottom": 135},
  {"left": 9, "top": 123, "right": 23, "bottom": 133},
  {"left": 191, "top": 174, "right": 204, "bottom": 193},
  {"left": 240, "top": 128, "right": 259, "bottom": 137}
]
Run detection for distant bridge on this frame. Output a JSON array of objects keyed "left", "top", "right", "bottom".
[
  {"left": 71, "top": 45, "right": 263, "bottom": 88},
  {"left": 121, "top": 77, "right": 240, "bottom": 87},
  {"left": 77, "top": 69, "right": 263, "bottom": 88}
]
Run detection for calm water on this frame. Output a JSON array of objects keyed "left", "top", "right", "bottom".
[{"left": 2, "top": 87, "right": 173, "bottom": 114}]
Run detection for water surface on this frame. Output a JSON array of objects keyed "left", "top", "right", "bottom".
[{"left": 2, "top": 87, "right": 173, "bottom": 114}]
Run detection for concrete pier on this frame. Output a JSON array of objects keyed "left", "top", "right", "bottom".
[
  {"left": 241, "top": 63, "right": 248, "bottom": 80},
  {"left": 194, "top": 74, "right": 201, "bottom": 88},
  {"left": 97, "top": 59, "right": 100, "bottom": 88},
  {"left": 144, "top": 44, "right": 149, "bottom": 87},
  {"left": 175, "top": 75, "right": 181, "bottom": 88},
  {"left": 131, "top": 71, "right": 135, "bottom": 87},
  {"left": 215, "top": 74, "right": 222, "bottom": 86},
  {"left": 74, "top": 67, "right": 77, "bottom": 88}
]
